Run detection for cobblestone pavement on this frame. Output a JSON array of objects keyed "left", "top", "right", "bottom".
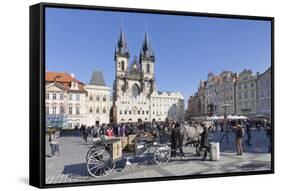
[{"left": 45, "top": 129, "right": 271, "bottom": 184}]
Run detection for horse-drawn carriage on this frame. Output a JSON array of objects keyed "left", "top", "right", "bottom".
[{"left": 86, "top": 121, "right": 213, "bottom": 177}]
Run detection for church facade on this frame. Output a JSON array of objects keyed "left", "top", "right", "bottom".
[{"left": 112, "top": 28, "right": 184, "bottom": 123}]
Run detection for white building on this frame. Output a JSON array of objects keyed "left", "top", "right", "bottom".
[
  {"left": 257, "top": 67, "right": 271, "bottom": 118},
  {"left": 45, "top": 72, "right": 87, "bottom": 129},
  {"left": 112, "top": 28, "right": 184, "bottom": 123},
  {"left": 235, "top": 69, "right": 257, "bottom": 117},
  {"left": 85, "top": 71, "right": 111, "bottom": 126}
]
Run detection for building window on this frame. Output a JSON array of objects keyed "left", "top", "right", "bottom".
[
  {"left": 53, "top": 93, "right": 56, "bottom": 100},
  {"left": 76, "top": 107, "right": 80, "bottom": 115},
  {"left": 120, "top": 110, "right": 122, "bottom": 115},
  {"left": 124, "top": 110, "right": 127, "bottom": 115},
  {"left": 261, "top": 90, "right": 264, "bottom": 98},
  {"left": 244, "top": 91, "right": 248, "bottom": 99},
  {"left": 251, "top": 83, "right": 254, "bottom": 88},
  {"left": 266, "top": 79, "right": 270, "bottom": 86},
  {"left": 46, "top": 93, "right": 49, "bottom": 100},
  {"left": 89, "top": 107, "right": 93, "bottom": 113},
  {"left": 68, "top": 122, "right": 72, "bottom": 129},
  {"left": 59, "top": 106, "right": 64, "bottom": 114},
  {"left": 69, "top": 107, "right": 72, "bottom": 115},
  {"left": 69, "top": 93, "right": 72, "bottom": 100},
  {"left": 52, "top": 107, "right": 56, "bottom": 115},
  {"left": 244, "top": 84, "right": 248, "bottom": 89},
  {"left": 146, "top": 63, "right": 150, "bottom": 73},
  {"left": 146, "top": 111, "right": 149, "bottom": 115},
  {"left": 96, "top": 95, "right": 100, "bottom": 101},
  {"left": 76, "top": 94, "right": 80, "bottom": 101},
  {"left": 251, "top": 90, "right": 255, "bottom": 98},
  {"left": 142, "top": 111, "right": 145, "bottom": 115},
  {"left": 129, "top": 110, "right": 132, "bottom": 115},
  {"left": 251, "top": 101, "right": 255, "bottom": 108},
  {"left": 96, "top": 107, "right": 99, "bottom": 113},
  {"left": 103, "top": 95, "right": 106, "bottom": 102},
  {"left": 103, "top": 107, "right": 106, "bottom": 113},
  {"left": 60, "top": 93, "right": 63, "bottom": 100},
  {"left": 238, "top": 85, "right": 241, "bottom": 90},
  {"left": 89, "top": 95, "right": 93, "bottom": 101},
  {"left": 138, "top": 110, "right": 140, "bottom": 114}
]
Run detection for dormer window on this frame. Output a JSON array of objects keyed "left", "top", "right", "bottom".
[{"left": 71, "top": 81, "right": 78, "bottom": 89}]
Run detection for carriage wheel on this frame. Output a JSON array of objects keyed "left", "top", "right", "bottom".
[
  {"left": 154, "top": 146, "right": 171, "bottom": 165},
  {"left": 87, "top": 149, "right": 115, "bottom": 177},
  {"left": 86, "top": 145, "right": 97, "bottom": 162}
]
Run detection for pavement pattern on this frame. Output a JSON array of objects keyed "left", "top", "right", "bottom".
[{"left": 45, "top": 129, "right": 271, "bottom": 184}]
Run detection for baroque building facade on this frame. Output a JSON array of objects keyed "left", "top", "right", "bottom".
[
  {"left": 235, "top": 69, "right": 257, "bottom": 116},
  {"left": 45, "top": 72, "right": 87, "bottom": 129},
  {"left": 85, "top": 71, "right": 111, "bottom": 126},
  {"left": 112, "top": 28, "right": 184, "bottom": 123},
  {"left": 46, "top": 71, "right": 111, "bottom": 129},
  {"left": 187, "top": 67, "right": 271, "bottom": 119},
  {"left": 257, "top": 67, "right": 271, "bottom": 118},
  {"left": 216, "top": 71, "right": 237, "bottom": 116}
]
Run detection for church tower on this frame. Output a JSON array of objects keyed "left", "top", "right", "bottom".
[
  {"left": 139, "top": 32, "right": 156, "bottom": 95},
  {"left": 140, "top": 32, "right": 155, "bottom": 80},
  {"left": 115, "top": 27, "right": 130, "bottom": 78}
]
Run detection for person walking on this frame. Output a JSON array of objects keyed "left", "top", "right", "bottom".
[
  {"left": 235, "top": 124, "right": 244, "bottom": 155},
  {"left": 200, "top": 125, "right": 210, "bottom": 161},
  {"left": 245, "top": 121, "right": 252, "bottom": 146},
  {"left": 54, "top": 130, "right": 60, "bottom": 156},
  {"left": 220, "top": 120, "right": 229, "bottom": 144},
  {"left": 82, "top": 126, "right": 88, "bottom": 143},
  {"left": 49, "top": 130, "right": 59, "bottom": 157},
  {"left": 49, "top": 131, "right": 56, "bottom": 157},
  {"left": 266, "top": 121, "right": 272, "bottom": 153}
]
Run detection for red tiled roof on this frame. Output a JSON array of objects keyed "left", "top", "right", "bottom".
[
  {"left": 46, "top": 72, "right": 82, "bottom": 83},
  {"left": 46, "top": 72, "right": 86, "bottom": 93}
]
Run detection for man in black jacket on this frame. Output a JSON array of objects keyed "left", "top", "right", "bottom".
[
  {"left": 200, "top": 124, "right": 210, "bottom": 161},
  {"left": 170, "top": 123, "right": 177, "bottom": 157}
]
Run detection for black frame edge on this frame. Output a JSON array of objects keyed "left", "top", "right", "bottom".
[
  {"left": 29, "top": 3, "right": 43, "bottom": 188},
  {"left": 29, "top": 2, "right": 274, "bottom": 189}
]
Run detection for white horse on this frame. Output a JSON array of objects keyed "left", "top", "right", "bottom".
[{"left": 178, "top": 121, "right": 213, "bottom": 156}]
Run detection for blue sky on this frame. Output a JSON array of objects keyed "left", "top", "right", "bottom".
[{"left": 45, "top": 7, "right": 271, "bottom": 101}]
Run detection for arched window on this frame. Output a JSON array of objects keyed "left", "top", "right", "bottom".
[
  {"left": 96, "top": 95, "right": 100, "bottom": 101},
  {"left": 96, "top": 107, "right": 99, "bottom": 113},
  {"left": 103, "top": 107, "right": 106, "bottom": 113},
  {"left": 121, "top": 61, "right": 125, "bottom": 71},
  {"left": 132, "top": 83, "right": 140, "bottom": 97},
  {"left": 146, "top": 63, "right": 150, "bottom": 73},
  {"left": 89, "top": 107, "right": 93, "bottom": 113},
  {"left": 103, "top": 95, "right": 106, "bottom": 102}
]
